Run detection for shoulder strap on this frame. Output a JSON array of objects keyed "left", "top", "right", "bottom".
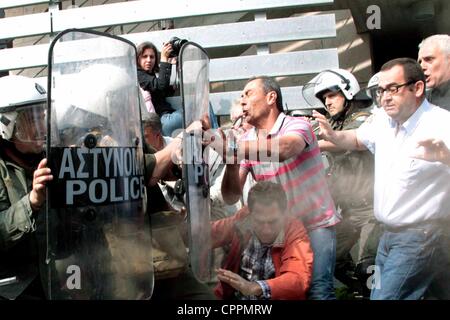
[
  {"left": 349, "top": 111, "right": 371, "bottom": 123},
  {"left": 0, "top": 157, "right": 21, "bottom": 205}
]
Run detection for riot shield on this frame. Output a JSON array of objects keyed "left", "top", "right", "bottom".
[
  {"left": 179, "top": 42, "right": 213, "bottom": 282},
  {"left": 45, "top": 29, "right": 153, "bottom": 299}
]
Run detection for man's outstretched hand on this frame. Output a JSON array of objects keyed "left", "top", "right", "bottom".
[
  {"left": 411, "top": 138, "right": 450, "bottom": 166},
  {"left": 216, "top": 268, "right": 263, "bottom": 297},
  {"left": 312, "top": 110, "right": 336, "bottom": 142}
]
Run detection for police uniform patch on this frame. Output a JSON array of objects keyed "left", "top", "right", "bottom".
[
  {"left": 349, "top": 111, "right": 371, "bottom": 125},
  {"left": 354, "top": 115, "right": 369, "bottom": 122}
]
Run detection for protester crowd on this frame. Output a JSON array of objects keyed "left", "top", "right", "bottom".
[{"left": 1, "top": 34, "right": 449, "bottom": 301}]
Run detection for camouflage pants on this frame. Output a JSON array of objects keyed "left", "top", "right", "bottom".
[{"left": 334, "top": 205, "right": 382, "bottom": 293}]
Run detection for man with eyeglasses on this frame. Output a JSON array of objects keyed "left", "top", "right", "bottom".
[{"left": 313, "top": 58, "right": 450, "bottom": 300}]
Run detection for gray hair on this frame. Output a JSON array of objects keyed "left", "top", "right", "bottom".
[
  {"left": 142, "top": 112, "right": 162, "bottom": 133},
  {"left": 419, "top": 34, "right": 450, "bottom": 56}
]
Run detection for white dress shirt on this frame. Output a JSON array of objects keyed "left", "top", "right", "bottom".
[{"left": 357, "top": 99, "right": 450, "bottom": 227}]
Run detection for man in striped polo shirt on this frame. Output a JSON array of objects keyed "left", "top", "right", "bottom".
[{"left": 220, "top": 76, "right": 341, "bottom": 300}]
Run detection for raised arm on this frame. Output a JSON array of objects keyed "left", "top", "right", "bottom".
[
  {"left": 318, "top": 139, "right": 349, "bottom": 152},
  {"left": 221, "top": 165, "right": 248, "bottom": 205},
  {"left": 145, "top": 135, "right": 182, "bottom": 186},
  {"left": 313, "top": 110, "right": 367, "bottom": 151}
]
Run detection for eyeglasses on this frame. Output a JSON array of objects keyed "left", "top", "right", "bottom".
[{"left": 375, "top": 81, "right": 415, "bottom": 98}]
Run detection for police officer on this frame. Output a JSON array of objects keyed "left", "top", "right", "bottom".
[
  {"left": 365, "top": 72, "right": 381, "bottom": 109},
  {"left": 0, "top": 75, "right": 53, "bottom": 300},
  {"left": 303, "top": 69, "right": 380, "bottom": 298}
]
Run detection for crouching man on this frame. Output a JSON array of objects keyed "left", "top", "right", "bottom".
[{"left": 211, "top": 181, "right": 313, "bottom": 300}]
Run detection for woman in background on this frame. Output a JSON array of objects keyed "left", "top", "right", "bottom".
[{"left": 137, "top": 41, "right": 183, "bottom": 136}]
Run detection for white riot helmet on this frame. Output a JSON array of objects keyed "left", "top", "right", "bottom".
[
  {"left": 0, "top": 75, "right": 46, "bottom": 142},
  {"left": 365, "top": 72, "right": 381, "bottom": 107},
  {"left": 302, "top": 68, "right": 372, "bottom": 111}
]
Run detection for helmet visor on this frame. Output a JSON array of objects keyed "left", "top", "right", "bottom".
[
  {"left": 302, "top": 71, "right": 342, "bottom": 109},
  {"left": 365, "top": 85, "right": 381, "bottom": 108},
  {"left": 13, "top": 102, "right": 46, "bottom": 144},
  {"left": 302, "top": 82, "right": 324, "bottom": 108}
]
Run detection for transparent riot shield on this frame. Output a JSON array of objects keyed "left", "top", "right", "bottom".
[
  {"left": 179, "top": 42, "right": 213, "bottom": 282},
  {"left": 45, "top": 29, "right": 153, "bottom": 299}
]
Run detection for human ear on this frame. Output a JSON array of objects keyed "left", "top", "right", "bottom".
[
  {"left": 266, "top": 91, "right": 277, "bottom": 106},
  {"left": 415, "top": 81, "right": 425, "bottom": 98}
]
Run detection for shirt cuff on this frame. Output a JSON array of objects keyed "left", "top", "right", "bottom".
[{"left": 256, "top": 280, "right": 271, "bottom": 299}]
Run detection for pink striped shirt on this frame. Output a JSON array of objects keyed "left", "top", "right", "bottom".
[{"left": 241, "top": 113, "right": 340, "bottom": 230}]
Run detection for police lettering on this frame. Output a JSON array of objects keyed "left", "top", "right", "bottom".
[{"left": 57, "top": 147, "right": 145, "bottom": 205}]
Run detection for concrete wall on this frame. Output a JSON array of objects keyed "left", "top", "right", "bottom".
[
  {"left": 212, "top": 9, "right": 373, "bottom": 94},
  {"left": 4, "top": 2, "right": 373, "bottom": 91},
  {"left": 274, "top": 9, "right": 373, "bottom": 88},
  {"left": 4, "top": 0, "right": 164, "bottom": 77},
  {"left": 5, "top": 3, "right": 50, "bottom": 77}
]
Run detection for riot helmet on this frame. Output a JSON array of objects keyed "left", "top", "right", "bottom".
[
  {"left": 56, "top": 64, "right": 137, "bottom": 147},
  {"left": 0, "top": 75, "right": 46, "bottom": 153},
  {"left": 365, "top": 72, "right": 381, "bottom": 108},
  {"left": 302, "top": 69, "right": 371, "bottom": 119}
]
